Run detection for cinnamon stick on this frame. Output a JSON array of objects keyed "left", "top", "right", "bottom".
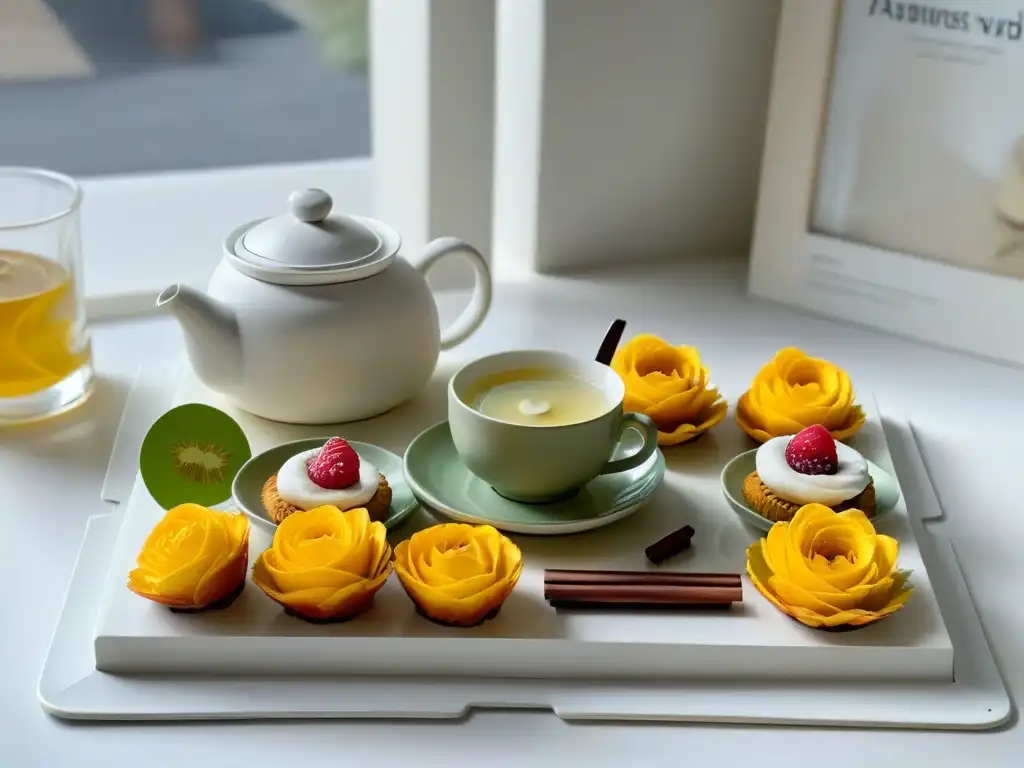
[
  {"left": 544, "top": 570, "right": 740, "bottom": 588},
  {"left": 646, "top": 524, "right": 695, "bottom": 564},
  {"left": 543, "top": 583, "right": 741, "bottom": 605},
  {"left": 595, "top": 319, "right": 627, "bottom": 365}
]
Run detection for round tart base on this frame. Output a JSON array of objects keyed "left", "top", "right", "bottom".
[
  {"left": 167, "top": 580, "right": 246, "bottom": 614},
  {"left": 261, "top": 472, "right": 392, "bottom": 524},
  {"left": 413, "top": 603, "right": 503, "bottom": 628},
  {"left": 741, "top": 471, "right": 876, "bottom": 523},
  {"left": 283, "top": 599, "right": 376, "bottom": 625}
]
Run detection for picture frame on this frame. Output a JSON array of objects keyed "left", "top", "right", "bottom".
[{"left": 749, "top": 0, "right": 1024, "bottom": 366}]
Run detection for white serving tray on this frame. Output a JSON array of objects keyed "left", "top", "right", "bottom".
[
  {"left": 95, "top": 366, "right": 952, "bottom": 682},
  {"left": 38, "top": 362, "right": 1011, "bottom": 728}
]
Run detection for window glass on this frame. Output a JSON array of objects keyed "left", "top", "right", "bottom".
[{"left": 0, "top": 0, "right": 369, "bottom": 176}]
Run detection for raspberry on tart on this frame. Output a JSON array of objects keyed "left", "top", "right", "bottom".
[
  {"left": 784, "top": 425, "right": 838, "bottom": 476},
  {"left": 307, "top": 437, "right": 361, "bottom": 489},
  {"left": 264, "top": 437, "right": 393, "bottom": 526},
  {"left": 742, "top": 425, "right": 874, "bottom": 523}
]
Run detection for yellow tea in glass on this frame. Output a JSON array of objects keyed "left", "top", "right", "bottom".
[{"left": 0, "top": 169, "right": 92, "bottom": 423}]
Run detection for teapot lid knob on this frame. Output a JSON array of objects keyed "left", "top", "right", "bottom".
[{"left": 289, "top": 188, "right": 333, "bottom": 223}]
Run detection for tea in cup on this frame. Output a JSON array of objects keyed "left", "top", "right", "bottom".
[{"left": 448, "top": 350, "right": 658, "bottom": 503}]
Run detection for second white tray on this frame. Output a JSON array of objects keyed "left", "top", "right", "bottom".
[{"left": 36, "top": 362, "right": 1011, "bottom": 728}]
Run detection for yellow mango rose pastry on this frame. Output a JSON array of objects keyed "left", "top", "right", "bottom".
[
  {"left": 394, "top": 523, "right": 523, "bottom": 627},
  {"left": 251, "top": 505, "right": 392, "bottom": 623},
  {"left": 746, "top": 503, "right": 912, "bottom": 629},
  {"left": 262, "top": 437, "right": 391, "bottom": 524},
  {"left": 736, "top": 347, "right": 864, "bottom": 443},
  {"left": 742, "top": 425, "right": 875, "bottom": 523},
  {"left": 611, "top": 334, "right": 727, "bottom": 446},
  {"left": 128, "top": 504, "right": 250, "bottom": 612}
]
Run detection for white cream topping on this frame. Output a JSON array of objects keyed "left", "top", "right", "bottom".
[
  {"left": 755, "top": 436, "right": 869, "bottom": 506},
  {"left": 276, "top": 447, "right": 380, "bottom": 511}
]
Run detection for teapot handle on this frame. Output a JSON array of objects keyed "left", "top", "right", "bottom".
[{"left": 414, "top": 237, "right": 493, "bottom": 351}]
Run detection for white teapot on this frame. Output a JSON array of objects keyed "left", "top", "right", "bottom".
[{"left": 158, "top": 189, "right": 492, "bottom": 424}]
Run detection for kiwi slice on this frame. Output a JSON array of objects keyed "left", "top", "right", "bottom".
[{"left": 140, "top": 403, "right": 251, "bottom": 510}]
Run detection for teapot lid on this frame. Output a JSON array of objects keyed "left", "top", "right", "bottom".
[{"left": 230, "top": 189, "right": 400, "bottom": 285}]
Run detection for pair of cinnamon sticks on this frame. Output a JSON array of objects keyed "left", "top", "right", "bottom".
[{"left": 544, "top": 569, "right": 742, "bottom": 610}]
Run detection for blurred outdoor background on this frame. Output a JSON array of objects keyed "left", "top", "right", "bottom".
[{"left": 0, "top": 0, "right": 371, "bottom": 176}]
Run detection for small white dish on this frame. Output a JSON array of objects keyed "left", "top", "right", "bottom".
[
  {"left": 232, "top": 438, "right": 418, "bottom": 535},
  {"left": 720, "top": 448, "right": 901, "bottom": 533}
]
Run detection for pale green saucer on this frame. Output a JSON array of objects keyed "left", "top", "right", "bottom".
[
  {"left": 232, "top": 438, "right": 418, "bottom": 536},
  {"left": 402, "top": 421, "right": 665, "bottom": 535},
  {"left": 720, "top": 448, "right": 901, "bottom": 534}
]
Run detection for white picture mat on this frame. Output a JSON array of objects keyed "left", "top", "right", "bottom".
[{"left": 749, "top": 0, "right": 1024, "bottom": 366}]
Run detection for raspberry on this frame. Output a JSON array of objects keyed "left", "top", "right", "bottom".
[
  {"left": 785, "top": 425, "right": 838, "bottom": 475},
  {"left": 306, "top": 437, "right": 360, "bottom": 489}
]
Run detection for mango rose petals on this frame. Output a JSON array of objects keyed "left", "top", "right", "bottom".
[
  {"left": 128, "top": 503, "right": 250, "bottom": 611},
  {"left": 746, "top": 503, "right": 913, "bottom": 629},
  {"left": 611, "top": 334, "right": 727, "bottom": 446},
  {"left": 394, "top": 523, "right": 523, "bottom": 627},
  {"left": 251, "top": 505, "right": 392, "bottom": 623},
  {"left": 736, "top": 347, "right": 865, "bottom": 443}
]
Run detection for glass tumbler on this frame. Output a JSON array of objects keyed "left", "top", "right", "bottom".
[{"left": 0, "top": 168, "right": 92, "bottom": 423}]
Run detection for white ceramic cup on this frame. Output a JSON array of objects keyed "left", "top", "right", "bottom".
[{"left": 448, "top": 350, "right": 659, "bottom": 503}]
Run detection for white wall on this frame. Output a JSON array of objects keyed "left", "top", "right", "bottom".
[
  {"left": 493, "top": 0, "right": 780, "bottom": 277},
  {"left": 370, "top": 0, "right": 495, "bottom": 288}
]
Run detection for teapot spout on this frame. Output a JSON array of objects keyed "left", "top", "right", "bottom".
[{"left": 157, "top": 284, "right": 242, "bottom": 394}]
